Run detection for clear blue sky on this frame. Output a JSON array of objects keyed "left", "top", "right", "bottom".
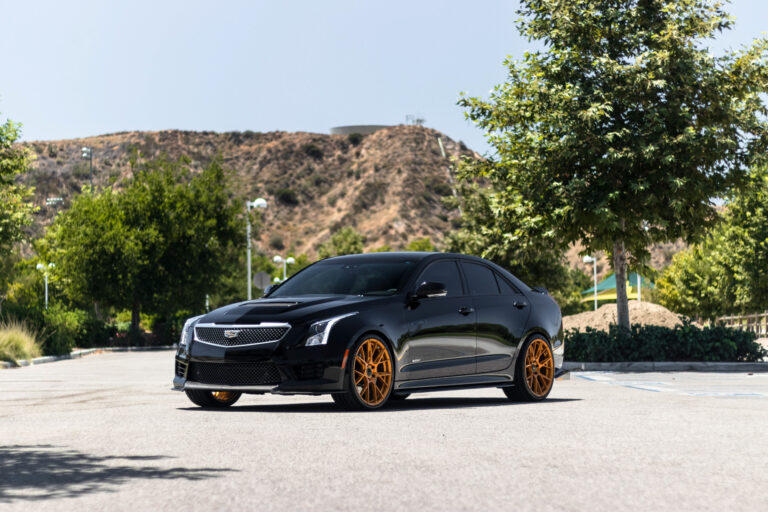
[{"left": 2, "top": 0, "right": 765, "bottom": 154}]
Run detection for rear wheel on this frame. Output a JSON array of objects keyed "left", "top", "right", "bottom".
[
  {"left": 504, "top": 336, "right": 554, "bottom": 402},
  {"left": 185, "top": 389, "right": 241, "bottom": 408},
  {"left": 333, "top": 335, "right": 394, "bottom": 410}
]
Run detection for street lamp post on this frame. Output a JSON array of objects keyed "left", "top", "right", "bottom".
[
  {"left": 246, "top": 198, "right": 268, "bottom": 300},
  {"left": 273, "top": 255, "right": 295, "bottom": 282},
  {"left": 35, "top": 262, "right": 55, "bottom": 309},
  {"left": 583, "top": 255, "right": 598, "bottom": 311},
  {"left": 81, "top": 147, "right": 93, "bottom": 189}
]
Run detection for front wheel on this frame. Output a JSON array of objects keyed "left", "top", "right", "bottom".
[
  {"left": 504, "top": 336, "right": 554, "bottom": 402},
  {"left": 185, "top": 389, "right": 241, "bottom": 408},
  {"left": 333, "top": 335, "right": 394, "bottom": 410}
]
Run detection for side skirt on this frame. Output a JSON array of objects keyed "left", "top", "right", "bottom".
[{"left": 394, "top": 373, "right": 512, "bottom": 392}]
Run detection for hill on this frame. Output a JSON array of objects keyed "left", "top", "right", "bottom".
[
  {"left": 21, "top": 126, "right": 474, "bottom": 255},
  {"left": 20, "top": 126, "right": 687, "bottom": 276}
]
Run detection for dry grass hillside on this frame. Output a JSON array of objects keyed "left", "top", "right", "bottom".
[{"left": 21, "top": 126, "right": 474, "bottom": 256}]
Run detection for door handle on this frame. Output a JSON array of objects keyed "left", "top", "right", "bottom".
[
  {"left": 458, "top": 306, "right": 474, "bottom": 315},
  {"left": 513, "top": 301, "right": 528, "bottom": 309}
]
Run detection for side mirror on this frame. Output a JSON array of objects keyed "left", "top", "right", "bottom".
[
  {"left": 263, "top": 284, "right": 277, "bottom": 296},
  {"left": 411, "top": 281, "right": 447, "bottom": 300}
]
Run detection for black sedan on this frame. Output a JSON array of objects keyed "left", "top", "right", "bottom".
[{"left": 173, "top": 252, "right": 564, "bottom": 410}]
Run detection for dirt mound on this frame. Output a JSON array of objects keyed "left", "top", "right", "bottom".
[{"left": 563, "top": 301, "right": 683, "bottom": 332}]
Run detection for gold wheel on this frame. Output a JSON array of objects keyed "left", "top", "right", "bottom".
[
  {"left": 352, "top": 337, "right": 393, "bottom": 407},
  {"left": 524, "top": 338, "right": 554, "bottom": 397},
  {"left": 211, "top": 391, "right": 235, "bottom": 402}
]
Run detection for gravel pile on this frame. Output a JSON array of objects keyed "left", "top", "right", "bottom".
[{"left": 563, "top": 300, "right": 684, "bottom": 333}]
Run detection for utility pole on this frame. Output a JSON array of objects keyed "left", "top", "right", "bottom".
[
  {"left": 36, "top": 262, "right": 55, "bottom": 309},
  {"left": 81, "top": 147, "right": 93, "bottom": 188},
  {"left": 437, "top": 137, "right": 462, "bottom": 216},
  {"left": 246, "top": 198, "right": 268, "bottom": 300}
]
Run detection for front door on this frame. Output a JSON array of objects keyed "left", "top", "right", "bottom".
[{"left": 398, "top": 260, "right": 476, "bottom": 380}]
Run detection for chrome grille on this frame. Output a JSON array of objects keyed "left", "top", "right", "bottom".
[
  {"left": 188, "top": 361, "right": 282, "bottom": 386},
  {"left": 194, "top": 325, "right": 289, "bottom": 347}
]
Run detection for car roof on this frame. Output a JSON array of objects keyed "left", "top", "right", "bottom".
[{"left": 319, "top": 252, "right": 439, "bottom": 263}]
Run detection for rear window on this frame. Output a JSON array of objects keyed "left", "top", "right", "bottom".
[{"left": 462, "top": 262, "right": 500, "bottom": 296}]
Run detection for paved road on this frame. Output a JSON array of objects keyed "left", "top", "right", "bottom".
[{"left": 1, "top": 352, "right": 767, "bottom": 511}]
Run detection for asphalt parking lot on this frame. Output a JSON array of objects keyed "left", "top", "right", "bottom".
[{"left": 1, "top": 351, "right": 766, "bottom": 511}]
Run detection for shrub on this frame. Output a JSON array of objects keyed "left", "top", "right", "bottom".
[
  {"left": 425, "top": 177, "right": 453, "bottom": 197},
  {"left": 302, "top": 143, "right": 323, "bottom": 160},
  {"left": 352, "top": 181, "right": 386, "bottom": 212},
  {"left": 270, "top": 234, "right": 285, "bottom": 250},
  {"left": 77, "top": 313, "right": 117, "bottom": 348},
  {"left": 41, "top": 306, "right": 84, "bottom": 356},
  {"left": 276, "top": 188, "right": 299, "bottom": 206},
  {"left": 0, "top": 320, "right": 41, "bottom": 363},
  {"left": 564, "top": 320, "right": 767, "bottom": 362},
  {"left": 347, "top": 133, "right": 363, "bottom": 146}
]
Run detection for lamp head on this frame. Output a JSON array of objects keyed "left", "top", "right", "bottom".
[{"left": 248, "top": 198, "right": 268, "bottom": 209}]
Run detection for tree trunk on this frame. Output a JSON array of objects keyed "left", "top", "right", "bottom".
[
  {"left": 613, "top": 240, "right": 631, "bottom": 331},
  {"left": 131, "top": 299, "right": 141, "bottom": 333}
]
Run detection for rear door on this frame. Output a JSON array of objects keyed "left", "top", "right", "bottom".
[
  {"left": 461, "top": 261, "right": 530, "bottom": 374},
  {"left": 398, "top": 259, "right": 477, "bottom": 380}
]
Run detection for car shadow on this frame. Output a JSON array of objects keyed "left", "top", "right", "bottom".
[
  {"left": 0, "top": 445, "right": 235, "bottom": 503},
  {"left": 178, "top": 396, "right": 581, "bottom": 413}
]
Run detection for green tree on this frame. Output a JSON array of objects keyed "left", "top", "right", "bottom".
[
  {"left": 47, "top": 156, "right": 243, "bottom": 332},
  {"left": 656, "top": 233, "right": 734, "bottom": 320},
  {"left": 725, "top": 167, "right": 768, "bottom": 311},
  {"left": 658, "top": 166, "right": 768, "bottom": 318},
  {"left": 405, "top": 237, "right": 435, "bottom": 252},
  {"left": 0, "top": 115, "right": 35, "bottom": 258},
  {"left": 459, "top": 0, "right": 768, "bottom": 329},
  {"left": 317, "top": 227, "right": 365, "bottom": 258}
]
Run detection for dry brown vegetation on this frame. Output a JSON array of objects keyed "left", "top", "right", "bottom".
[{"left": 21, "top": 126, "right": 474, "bottom": 256}]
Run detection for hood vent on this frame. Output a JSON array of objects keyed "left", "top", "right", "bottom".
[{"left": 239, "top": 302, "right": 298, "bottom": 308}]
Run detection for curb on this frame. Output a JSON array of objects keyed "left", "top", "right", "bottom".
[
  {"left": 0, "top": 345, "right": 177, "bottom": 369},
  {"left": 563, "top": 361, "right": 768, "bottom": 372}
]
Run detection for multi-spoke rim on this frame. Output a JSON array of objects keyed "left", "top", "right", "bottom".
[
  {"left": 353, "top": 338, "right": 392, "bottom": 406},
  {"left": 525, "top": 338, "right": 554, "bottom": 397},
  {"left": 212, "top": 391, "right": 235, "bottom": 402}
]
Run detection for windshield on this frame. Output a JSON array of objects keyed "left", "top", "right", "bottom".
[{"left": 269, "top": 260, "right": 417, "bottom": 297}]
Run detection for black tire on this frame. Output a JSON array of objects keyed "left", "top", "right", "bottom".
[
  {"left": 185, "top": 389, "right": 241, "bottom": 408},
  {"left": 504, "top": 335, "right": 555, "bottom": 402},
  {"left": 390, "top": 392, "right": 410, "bottom": 400},
  {"left": 333, "top": 335, "right": 394, "bottom": 411}
]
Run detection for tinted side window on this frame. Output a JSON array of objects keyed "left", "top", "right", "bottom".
[
  {"left": 462, "top": 262, "right": 500, "bottom": 296},
  {"left": 417, "top": 261, "right": 464, "bottom": 297},
  {"left": 495, "top": 273, "right": 521, "bottom": 295}
]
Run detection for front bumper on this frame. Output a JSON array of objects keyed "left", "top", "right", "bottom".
[{"left": 173, "top": 340, "right": 348, "bottom": 395}]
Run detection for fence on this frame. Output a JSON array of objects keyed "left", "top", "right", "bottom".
[{"left": 717, "top": 312, "right": 768, "bottom": 338}]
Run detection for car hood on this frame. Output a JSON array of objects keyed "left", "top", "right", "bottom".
[{"left": 198, "top": 295, "right": 383, "bottom": 325}]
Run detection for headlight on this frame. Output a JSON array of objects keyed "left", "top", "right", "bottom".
[
  {"left": 180, "top": 315, "right": 204, "bottom": 346},
  {"left": 305, "top": 312, "right": 358, "bottom": 347}
]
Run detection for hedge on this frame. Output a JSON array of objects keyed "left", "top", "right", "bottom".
[{"left": 564, "top": 320, "right": 766, "bottom": 362}]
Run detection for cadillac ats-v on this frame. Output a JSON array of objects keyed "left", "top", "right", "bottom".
[{"left": 173, "top": 252, "right": 564, "bottom": 410}]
